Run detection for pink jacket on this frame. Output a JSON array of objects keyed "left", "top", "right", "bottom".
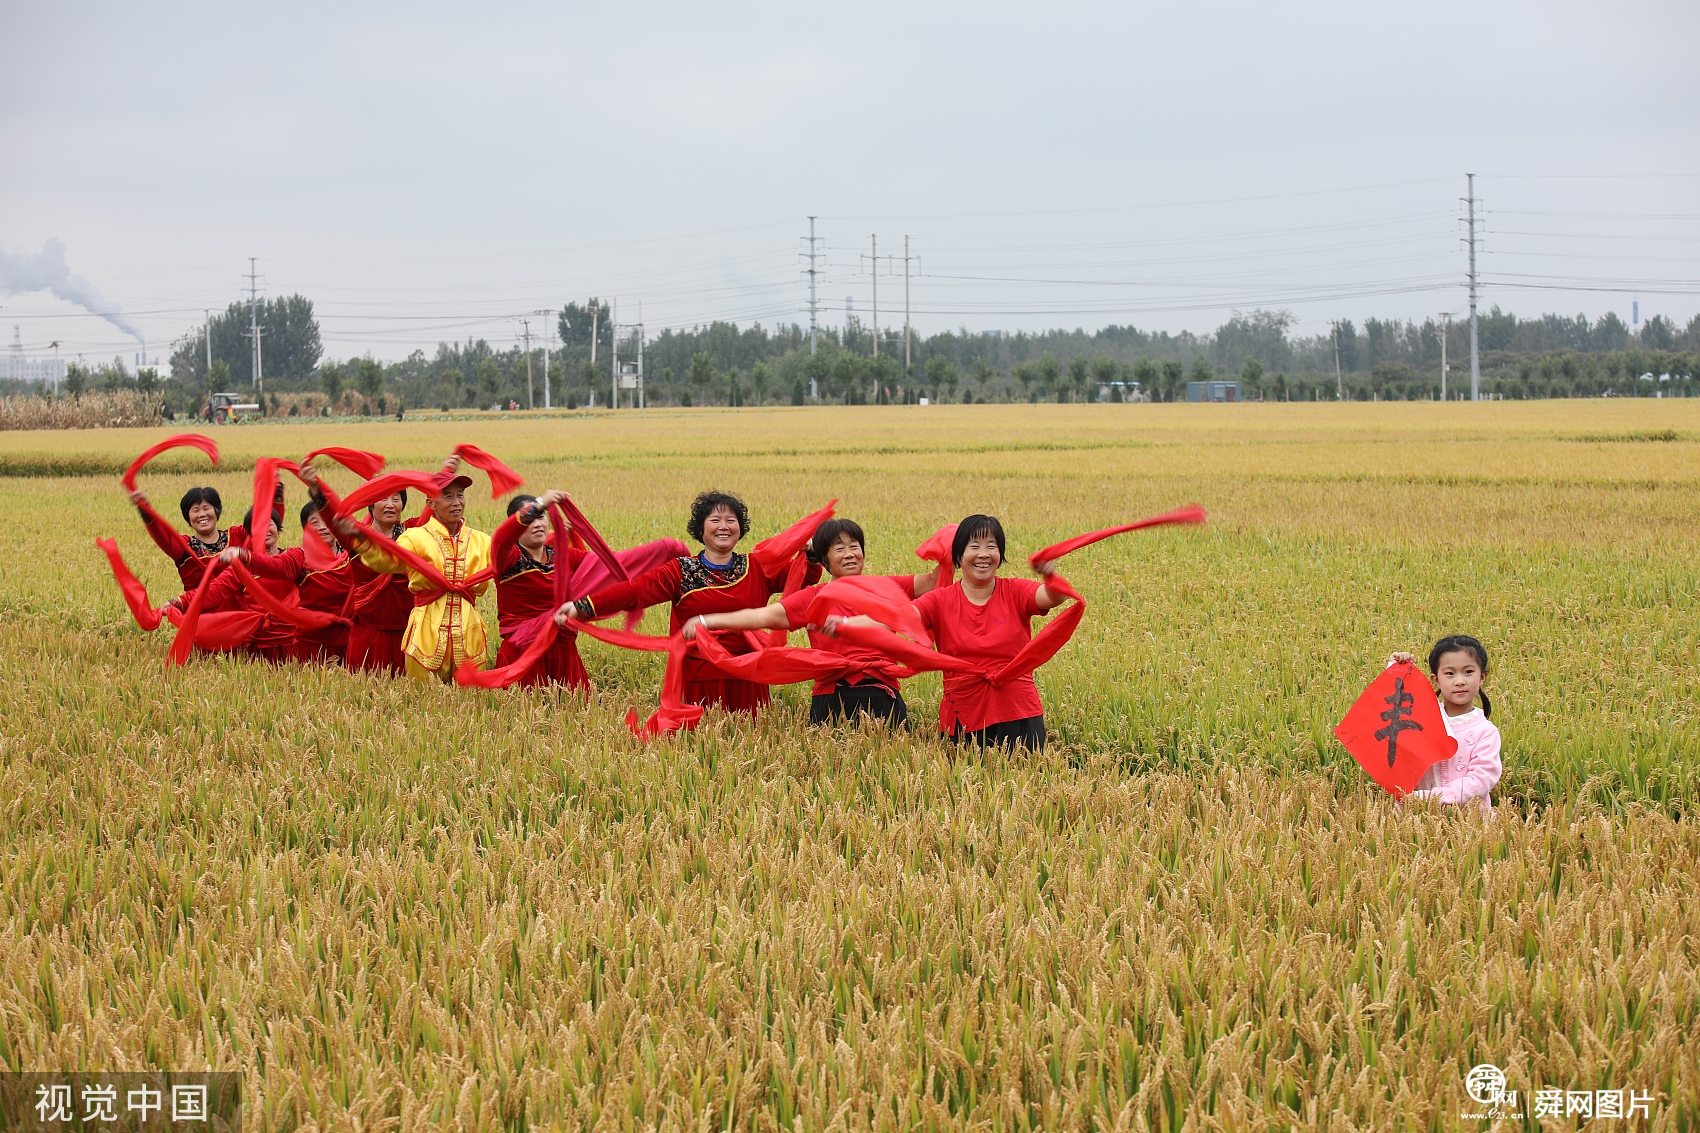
[{"left": 1411, "top": 705, "right": 1501, "bottom": 813}]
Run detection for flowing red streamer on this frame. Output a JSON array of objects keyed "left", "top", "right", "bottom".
[
  {"left": 1028, "top": 504, "right": 1207, "bottom": 566},
  {"left": 303, "top": 446, "right": 386, "bottom": 479},
  {"left": 915, "top": 523, "right": 957, "bottom": 590},
  {"left": 121, "top": 433, "right": 219, "bottom": 491},
  {"left": 168, "top": 557, "right": 224, "bottom": 666},
  {"left": 229, "top": 558, "right": 348, "bottom": 631},
  {"left": 337, "top": 470, "right": 443, "bottom": 515},
  {"left": 750, "top": 500, "right": 835, "bottom": 574},
  {"left": 452, "top": 443, "right": 524, "bottom": 496},
  {"left": 95, "top": 538, "right": 162, "bottom": 631}
]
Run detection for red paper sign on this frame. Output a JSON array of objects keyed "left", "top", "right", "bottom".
[{"left": 1333, "top": 661, "right": 1458, "bottom": 797}]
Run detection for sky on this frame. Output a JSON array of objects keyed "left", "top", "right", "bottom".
[{"left": 2, "top": 0, "right": 1697, "bottom": 366}]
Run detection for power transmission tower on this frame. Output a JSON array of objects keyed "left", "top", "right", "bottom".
[
  {"left": 802, "top": 217, "right": 822, "bottom": 355},
  {"left": 243, "top": 258, "right": 265, "bottom": 394},
  {"left": 1464, "top": 173, "right": 1480, "bottom": 402},
  {"left": 520, "top": 318, "right": 534, "bottom": 410},
  {"left": 1434, "top": 313, "right": 1450, "bottom": 401},
  {"left": 1331, "top": 320, "right": 1342, "bottom": 400}
]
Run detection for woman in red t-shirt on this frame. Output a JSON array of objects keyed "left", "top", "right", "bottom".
[
  {"left": 902, "top": 514, "right": 1068, "bottom": 750},
  {"left": 680, "top": 518, "right": 937, "bottom": 726}
]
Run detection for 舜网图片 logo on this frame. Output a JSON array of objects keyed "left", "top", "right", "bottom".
[
  {"left": 1461, "top": 1063, "right": 1521, "bottom": 1120},
  {"left": 1459, "top": 1063, "right": 1657, "bottom": 1123}
]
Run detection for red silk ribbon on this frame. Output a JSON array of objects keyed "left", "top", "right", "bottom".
[
  {"left": 121, "top": 433, "right": 219, "bottom": 491},
  {"left": 303, "top": 446, "right": 386, "bottom": 480},
  {"left": 95, "top": 538, "right": 163, "bottom": 631},
  {"left": 1028, "top": 504, "right": 1206, "bottom": 566},
  {"left": 750, "top": 499, "right": 835, "bottom": 574},
  {"left": 452, "top": 443, "right": 524, "bottom": 496}
]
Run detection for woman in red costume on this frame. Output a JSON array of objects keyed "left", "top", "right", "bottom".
[
  {"left": 236, "top": 499, "right": 355, "bottom": 664},
  {"left": 305, "top": 464, "right": 422, "bottom": 675},
  {"left": 169, "top": 506, "right": 299, "bottom": 662},
  {"left": 126, "top": 485, "right": 230, "bottom": 590},
  {"left": 568, "top": 490, "right": 818, "bottom": 712},
  {"left": 490, "top": 489, "right": 589, "bottom": 689},
  {"left": 681, "top": 517, "right": 936, "bottom": 726}
]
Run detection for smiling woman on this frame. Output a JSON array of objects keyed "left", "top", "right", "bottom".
[
  {"left": 571, "top": 489, "right": 818, "bottom": 712},
  {"left": 910, "top": 513, "right": 1071, "bottom": 751}
]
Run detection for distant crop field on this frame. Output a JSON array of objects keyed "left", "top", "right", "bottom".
[{"left": 2, "top": 402, "right": 1696, "bottom": 1129}]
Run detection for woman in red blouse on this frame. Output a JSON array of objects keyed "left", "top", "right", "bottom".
[
  {"left": 341, "top": 487, "right": 423, "bottom": 674},
  {"left": 567, "top": 490, "right": 818, "bottom": 713},
  {"left": 905, "top": 514, "right": 1067, "bottom": 750},
  {"left": 682, "top": 518, "right": 935, "bottom": 726},
  {"left": 236, "top": 499, "right": 355, "bottom": 664},
  {"left": 491, "top": 490, "right": 589, "bottom": 689}
]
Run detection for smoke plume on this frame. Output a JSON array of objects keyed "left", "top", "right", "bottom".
[{"left": 0, "top": 237, "right": 146, "bottom": 344}]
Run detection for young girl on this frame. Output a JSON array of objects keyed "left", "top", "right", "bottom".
[{"left": 1387, "top": 635, "right": 1503, "bottom": 813}]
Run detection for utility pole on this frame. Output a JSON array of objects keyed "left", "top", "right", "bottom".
[
  {"left": 243, "top": 257, "right": 264, "bottom": 394},
  {"left": 637, "top": 301, "right": 645, "bottom": 412},
  {"left": 203, "top": 309, "right": 212, "bottom": 380},
  {"left": 1465, "top": 173, "right": 1480, "bottom": 402},
  {"left": 1435, "top": 313, "right": 1450, "bottom": 401},
  {"left": 903, "top": 235, "right": 913, "bottom": 373},
  {"left": 533, "top": 309, "right": 554, "bottom": 410},
  {"left": 803, "top": 217, "right": 821, "bottom": 355},
  {"left": 50, "top": 340, "right": 59, "bottom": 396},
  {"left": 521, "top": 318, "right": 534, "bottom": 410},
  {"left": 870, "top": 234, "right": 878, "bottom": 357},
  {"left": 609, "top": 299, "right": 618, "bottom": 410},
  {"left": 588, "top": 302, "right": 598, "bottom": 409},
  {"left": 1331, "top": 320, "right": 1342, "bottom": 400}
]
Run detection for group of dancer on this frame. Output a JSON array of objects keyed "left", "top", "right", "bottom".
[
  {"left": 103, "top": 435, "right": 1169, "bottom": 750},
  {"left": 99, "top": 433, "right": 1503, "bottom": 808}
]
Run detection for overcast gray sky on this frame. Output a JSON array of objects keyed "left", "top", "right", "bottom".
[{"left": 2, "top": 0, "right": 1696, "bottom": 365}]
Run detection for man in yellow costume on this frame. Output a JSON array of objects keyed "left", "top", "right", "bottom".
[{"left": 346, "top": 457, "right": 494, "bottom": 682}]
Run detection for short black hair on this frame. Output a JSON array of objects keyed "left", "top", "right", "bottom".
[
  {"left": 242, "top": 506, "right": 284, "bottom": 535},
  {"left": 366, "top": 488, "right": 407, "bottom": 515},
  {"left": 179, "top": 486, "right": 222, "bottom": 522},
  {"left": 298, "top": 499, "right": 325, "bottom": 527},
  {"left": 807, "top": 518, "right": 865, "bottom": 566},
  {"left": 1429, "top": 634, "right": 1493, "bottom": 718},
  {"left": 507, "top": 493, "right": 538, "bottom": 518},
  {"left": 687, "top": 490, "right": 749, "bottom": 544},
  {"left": 950, "top": 514, "right": 1006, "bottom": 568}
]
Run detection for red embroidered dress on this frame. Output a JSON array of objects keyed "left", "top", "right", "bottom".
[
  {"left": 345, "top": 517, "right": 424, "bottom": 674},
  {"left": 581, "top": 552, "right": 814, "bottom": 712},
  {"left": 490, "top": 515, "right": 589, "bottom": 689}
]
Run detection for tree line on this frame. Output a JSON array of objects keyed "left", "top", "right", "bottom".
[{"left": 9, "top": 299, "right": 1698, "bottom": 411}]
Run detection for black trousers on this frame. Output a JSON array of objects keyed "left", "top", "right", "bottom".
[
  {"left": 810, "top": 681, "right": 908, "bottom": 727},
  {"left": 950, "top": 714, "right": 1047, "bottom": 751}
]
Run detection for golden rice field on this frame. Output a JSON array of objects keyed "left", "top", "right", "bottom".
[{"left": 1, "top": 402, "right": 1697, "bottom": 1130}]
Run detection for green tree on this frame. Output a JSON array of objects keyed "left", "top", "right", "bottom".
[
  {"left": 355, "top": 357, "right": 385, "bottom": 405},
  {"left": 64, "top": 362, "right": 88, "bottom": 400},
  {"left": 442, "top": 368, "right": 464, "bottom": 405},
  {"left": 1037, "top": 354, "right": 1061, "bottom": 401},
  {"left": 832, "top": 351, "right": 865, "bottom": 404},
  {"left": 1160, "top": 360, "right": 1184, "bottom": 402},
  {"left": 478, "top": 358, "right": 501, "bottom": 404},
  {"left": 727, "top": 368, "right": 743, "bottom": 407},
  {"left": 1189, "top": 356, "right": 1214, "bottom": 393},
  {"left": 1090, "top": 356, "right": 1117, "bottom": 401},
  {"left": 1240, "top": 358, "right": 1265, "bottom": 398},
  {"left": 750, "top": 361, "right": 772, "bottom": 405},
  {"left": 924, "top": 356, "right": 959, "bottom": 402},
  {"left": 1067, "top": 357, "right": 1089, "bottom": 403},
  {"left": 319, "top": 363, "right": 345, "bottom": 408},
  {"left": 135, "top": 367, "right": 160, "bottom": 395},
  {"left": 688, "top": 352, "right": 715, "bottom": 397},
  {"left": 1133, "top": 358, "right": 1159, "bottom": 400},
  {"left": 1370, "top": 360, "right": 1413, "bottom": 397}
]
